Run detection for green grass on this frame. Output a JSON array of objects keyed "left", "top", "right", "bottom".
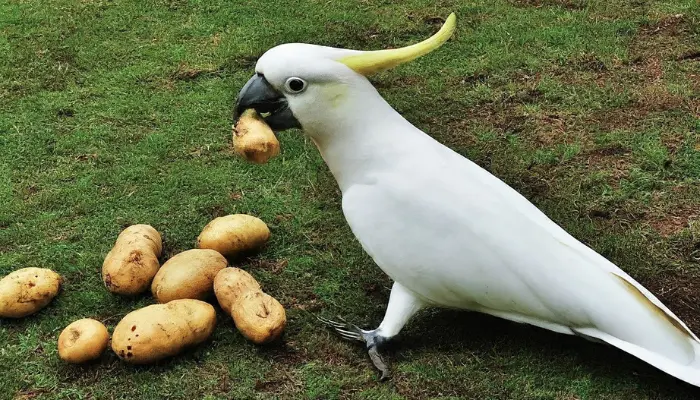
[{"left": 1, "top": 0, "right": 699, "bottom": 398}]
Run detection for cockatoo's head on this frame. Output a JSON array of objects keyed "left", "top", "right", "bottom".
[{"left": 233, "top": 13, "right": 456, "bottom": 134}]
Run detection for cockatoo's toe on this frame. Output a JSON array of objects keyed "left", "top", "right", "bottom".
[
  {"left": 368, "top": 345, "right": 391, "bottom": 381},
  {"left": 317, "top": 315, "right": 392, "bottom": 380}
]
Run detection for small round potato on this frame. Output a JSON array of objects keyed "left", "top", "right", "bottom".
[
  {"left": 111, "top": 299, "right": 216, "bottom": 364},
  {"left": 196, "top": 214, "right": 270, "bottom": 258},
  {"left": 0, "top": 267, "right": 62, "bottom": 318},
  {"left": 58, "top": 318, "right": 110, "bottom": 364},
  {"left": 231, "top": 290, "right": 286, "bottom": 344},
  {"left": 213, "top": 267, "right": 261, "bottom": 313},
  {"left": 233, "top": 108, "right": 280, "bottom": 164},
  {"left": 151, "top": 249, "right": 228, "bottom": 303},
  {"left": 102, "top": 224, "right": 162, "bottom": 296}
]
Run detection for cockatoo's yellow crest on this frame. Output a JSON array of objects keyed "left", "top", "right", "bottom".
[{"left": 339, "top": 13, "right": 456, "bottom": 76}]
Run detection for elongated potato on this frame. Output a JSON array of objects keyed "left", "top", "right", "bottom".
[
  {"left": 102, "top": 224, "right": 162, "bottom": 296},
  {"left": 58, "top": 318, "right": 110, "bottom": 363},
  {"left": 111, "top": 299, "right": 216, "bottom": 364},
  {"left": 233, "top": 108, "right": 280, "bottom": 164},
  {"left": 231, "top": 290, "right": 286, "bottom": 344},
  {"left": 213, "top": 267, "right": 285, "bottom": 344},
  {"left": 151, "top": 249, "right": 228, "bottom": 303},
  {"left": 196, "top": 214, "right": 270, "bottom": 258},
  {"left": 213, "top": 267, "right": 261, "bottom": 313},
  {"left": 0, "top": 267, "right": 62, "bottom": 318}
]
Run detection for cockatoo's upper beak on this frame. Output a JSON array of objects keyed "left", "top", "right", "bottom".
[{"left": 233, "top": 74, "right": 300, "bottom": 131}]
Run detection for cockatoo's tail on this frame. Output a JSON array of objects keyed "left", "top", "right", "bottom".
[{"left": 231, "top": 13, "right": 700, "bottom": 387}]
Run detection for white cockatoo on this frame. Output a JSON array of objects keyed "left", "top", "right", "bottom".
[{"left": 232, "top": 13, "right": 700, "bottom": 386}]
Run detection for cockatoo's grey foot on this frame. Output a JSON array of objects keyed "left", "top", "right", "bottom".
[
  {"left": 317, "top": 282, "right": 427, "bottom": 381},
  {"left": 317, "top": 316, "right": 392, "bottom": 380}
]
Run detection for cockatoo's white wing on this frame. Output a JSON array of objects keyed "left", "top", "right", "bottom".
[
  {"left": 341, "top": 132, "right": 700, "bottom": 385},
  {"left": 235, "top": 12, "right": 699, "bottom": 385}
]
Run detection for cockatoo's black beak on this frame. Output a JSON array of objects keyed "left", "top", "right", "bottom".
[{"left": 233, "top": 74, "right": 300, "bottom": 131}]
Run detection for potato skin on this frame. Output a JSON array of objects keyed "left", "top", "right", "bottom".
[
  {"left": 213, "top": 267, "right": 285, "bottom": 344},
  {"left": 233, "top": 108, "right": 280, "bottom": 164},
  {"left": 151, "top": 249, "right": 228, "bottom": 303},
  {"left": 116, "top": 224, "right": 162, "bottom": 254},
  {"left": 111, "top": 299, "right": 216, "bottom": 364},
  {"left": 0, "top": 267, "right": 62, "bottom": 318},
  {"left": 231, "top": 291, "right": 286, "bottom": 344},
  {"left": 213, "top": 267, "right": 261, "bottom": 313},
  {"left": 102, "top": 224, "right": 162, "bottom": 296},
  {"left": 196, "top": 214, "right": 270, "bottom": 258},
  {"left": 58, "top": 318, "right": 109, "bottom": 363}
]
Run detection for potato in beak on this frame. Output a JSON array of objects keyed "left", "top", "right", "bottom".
[{"left": 233, "top": 109, "right": 280, "bottom": 164}]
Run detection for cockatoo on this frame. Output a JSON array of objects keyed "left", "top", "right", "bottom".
[{"left": 232, "top": 13, "right": 700, "bottom": 386}]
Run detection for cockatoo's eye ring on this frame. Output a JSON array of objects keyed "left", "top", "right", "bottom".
[{"left": 285, "top": 77, "right": 307, "bottom": 94}]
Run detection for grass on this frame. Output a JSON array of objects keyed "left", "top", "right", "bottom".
[{"left": 1, "top": 0, "right": 699, "bottom": 398}]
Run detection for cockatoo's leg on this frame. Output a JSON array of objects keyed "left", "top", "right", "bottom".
[{"left": 318, "top": 282, "right": 427, "bottom": 380}]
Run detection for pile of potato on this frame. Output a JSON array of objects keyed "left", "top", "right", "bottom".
[
  {"left": 0, "top": 109, "right": 289, "bottom": 365},
  {"left": 1, "top": 211, "right": 287, "bottom": 366}
]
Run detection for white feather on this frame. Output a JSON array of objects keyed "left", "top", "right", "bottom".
[{"left": 254, "top": 43, "right": 700, "bottom": 386}]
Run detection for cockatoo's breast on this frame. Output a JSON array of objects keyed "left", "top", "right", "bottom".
[{"left": 340, "top": 157, "right": 591, "bottom": 325}]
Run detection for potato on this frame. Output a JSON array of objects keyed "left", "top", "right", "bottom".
[
  {"left": 111, "top": 299, "right": 216, "bottom": 364},
  {"left": 196, "top": 214, "right": 270, "bottom": 258},
  {"left": 233, "top": 108, "right": 280, "bottom": 164},
  {"left": 231, "top": 290, "right": 286, "bottom": 344},
  {"left": 102, "top": 224, "right": 162, "bottom": 296},
  {"left": 58, "top": 318, "right": 110, "bottom": 364},
  {"left": 151, "top": 249, "right": 228, "bottom": 303},
  {"left": 213, "top": 267, "right": 285, "bottom": 344},
  {"left": 0, "top": 267, "right": 62, "bottom": 318},
  {"left": 213, "top": 267, "right": 261, "bottom": 313}
]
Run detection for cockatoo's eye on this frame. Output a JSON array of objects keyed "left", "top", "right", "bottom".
[{"left": 284, "top": 77, "right": 307, "bottom": 94}]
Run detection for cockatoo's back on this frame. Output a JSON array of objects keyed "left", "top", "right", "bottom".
[
  {"left": 341, "top": 129, "right": 700, "bottom": 379},
  {"left": 233, "top": 13, "right": 700, "bottom": 386}
]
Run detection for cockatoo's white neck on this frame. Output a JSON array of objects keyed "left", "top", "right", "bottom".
[{"left": 299, "top": 79, "right": 429, "bottom": 193}]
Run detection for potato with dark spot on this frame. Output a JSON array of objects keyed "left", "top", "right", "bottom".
[
  {"left": 0, "top": 267, "right": 62, "bottom": 318},
  {"left": 151, "top": 249, "right": 228, "bottom": 303},
  {"left": 58, "top": 318, "right": 110, "bottom": 363},
  {"left": 233, "top": 108, "right": 280, "bottom": 164},
  {"left": 196, "top": 214, "right": 270, "bottom": 258},
  {"left": 213, "top": 267, "right": 285, "bottom": 344},
  {"left": 111, "top": 299, "right": 216, "bottom": 364},
  {"left": 102, "top": 224, "right": 162, "bottom": 296}
]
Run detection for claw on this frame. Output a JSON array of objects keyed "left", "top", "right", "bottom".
[
  {"left": 336, "top": 329, "right": 363, "bottom": 341},
  {"left": 317, "top": 316, "right": 362, "bottom": 337},
  {"left": 317, "top": 313, "right": 392, "bottom": 380},
  {"left": 369, "top": 346, "right": 391, "bottom": 381},
  {"left": 316, "top": 315, "right": 348, "bottom": 329}
]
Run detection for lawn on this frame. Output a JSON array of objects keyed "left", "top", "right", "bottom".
[{"left": 1, "top": 0, "right": 699, "bottom": 398}]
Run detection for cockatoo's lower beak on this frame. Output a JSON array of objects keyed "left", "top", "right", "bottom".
[{"left": 233, "top": 74, "right": 300, "bottom": 131}]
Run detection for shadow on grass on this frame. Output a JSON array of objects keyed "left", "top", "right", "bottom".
[{"left": 385, "top": 308, "right": 700, "bottom": 396}]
